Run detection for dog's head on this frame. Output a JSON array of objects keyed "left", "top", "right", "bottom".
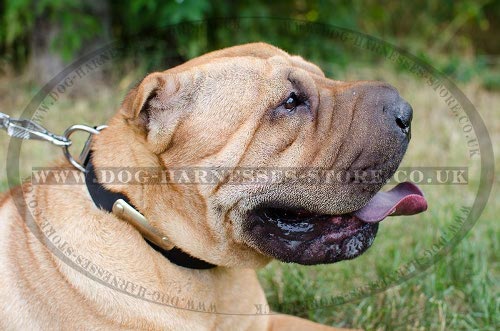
[{"left": 93, "top": 43, "right": 427, "bottom": 267}]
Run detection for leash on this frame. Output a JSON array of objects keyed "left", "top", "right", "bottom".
[
  {"left": 1, "top": 112, "right": 216, "bottom": 270},
  {"left": 0, "top": 112, "right": 106, "bottom": 171}
]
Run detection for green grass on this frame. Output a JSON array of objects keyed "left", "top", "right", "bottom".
[{"left": 0, "top": 65, "right": 498, "bottom": 330}]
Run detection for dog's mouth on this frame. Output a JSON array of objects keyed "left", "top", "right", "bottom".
[{"left": 245, "top": 182, "right": 427, "bottom": 264}]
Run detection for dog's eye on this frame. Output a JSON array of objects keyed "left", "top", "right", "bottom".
[{"left": 284, "top": 92, "right": 300, "bottom": 111}]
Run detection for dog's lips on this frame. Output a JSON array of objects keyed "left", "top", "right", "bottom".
[
  {"left": 252, "top": 209, "right": 373, "bottom": 242},
  {"left": 247, "top": 210, "right": 379, "bottom": 264},
  {"left": 245, "top": 182, "right": 427, "bottom": 264}
]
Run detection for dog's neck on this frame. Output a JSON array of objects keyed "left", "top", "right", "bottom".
[{"left": 84, "top": 120, "right": 216, "bottom": 269}]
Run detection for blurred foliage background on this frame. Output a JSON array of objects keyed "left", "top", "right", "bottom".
[
  {"left": 0, "top": 1, "right": 498, "bottom": 330},
  {"left": 1, "top": 0, "right": 500, "bottom": 88}
]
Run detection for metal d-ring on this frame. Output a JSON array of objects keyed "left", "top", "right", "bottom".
[{"left": 62, "top": 124, "right": 107, "bottom": 172}]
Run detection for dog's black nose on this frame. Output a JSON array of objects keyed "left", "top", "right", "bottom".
[
  {"left": 394, "top": 101, "right": 412, "bottom": 137},
  {"left": 383, "top": 96, "right": 412, "bottom": 138},
  {"left": 343, "top": 83, "right": 414, "bottom": 141}
]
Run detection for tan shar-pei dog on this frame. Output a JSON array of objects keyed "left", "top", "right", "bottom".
[{"left": 0, "top": 43, "right": 427, "bottom": 330}]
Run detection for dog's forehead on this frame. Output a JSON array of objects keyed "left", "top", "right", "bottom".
[
  {"left": 169, "top": 42, "right": 324, "bottom": 77},
  {"left": 183, "top": 42, "right": 289, "bottom": 65}
]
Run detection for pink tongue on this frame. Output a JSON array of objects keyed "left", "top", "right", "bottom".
[{"left": 353, "top": 182, "right": 428, "bottom": 223}]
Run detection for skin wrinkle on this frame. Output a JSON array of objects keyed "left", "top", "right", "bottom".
[
  {"left": 308, "top": 146, "right": 322, "bottom": 170},
  {"left": 193, "top": 178, "right": 215, "bottom": 242},
  {"left": 232, "top": 117, "right": 264, "bottom": 172},
  {"left": 304, "top": 131, "right": 321, "bottom": 169},
  {"left": 322, "top": 87, "right": 341, "bottom": 165},
  {"left": 307, "top": 90, "right": 333, "bottom": 167},
  {"left": 221, "top": 209, "right": 234, "bottom": 245},
  {"left": 312, "top": 88, "right": 320, "bottom": 132},
  {"left": 301, "top": 78, "right": 328, "bottom": 167},
  {"left": 275, "top": 126, "right": 301, "bottom": 157},
  {"left": 210, "top": 115, "right": 264, "bottom": 196},
  {"left": 323, "top": 103, "right": 340, "bottom": 169},
  {"left": 198, "top": 115, "right": 249, "bottom": 164},
  {"left": 348, "top": 148, "right": 364, "bottom": 171},
  {"left": 168, "top": 187, "right": 202, "bottom": 226},
  {"left": 331, "top": 89, "right": 360, "bottom": 170},
  {"left": 156, "top": 148, "right": 183, "bottom": 198},
  {"left": 131, "top": 143, "right": 148, "bottom": 211}
]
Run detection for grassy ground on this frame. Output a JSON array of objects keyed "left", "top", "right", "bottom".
[{"left": 0, "top": 64, "right": 498, "bottom": 330}]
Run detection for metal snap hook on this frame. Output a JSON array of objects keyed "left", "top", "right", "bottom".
[{"left": 62, "top": 124, "right": 107, "bottom": 172}]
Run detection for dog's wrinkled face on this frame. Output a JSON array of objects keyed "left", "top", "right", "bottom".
[{"left": 97, "top": 43, "right": 426, "bottom": 267}]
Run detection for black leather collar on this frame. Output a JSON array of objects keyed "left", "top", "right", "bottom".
[{"left": 84, "top": 152, "right": 216, "bottom": 270}]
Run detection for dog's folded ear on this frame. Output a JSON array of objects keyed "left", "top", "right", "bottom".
[
  {"left": 121, "top": 72, "right": 179, "bottom": 121},
  {"left": 120, "top": 72, "right": 187, "bottom": 153}
]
